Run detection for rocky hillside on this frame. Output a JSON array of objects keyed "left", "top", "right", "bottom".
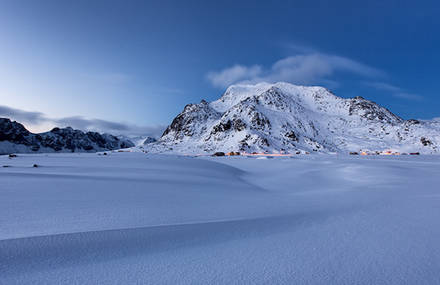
[
  {"left": 0, "top": 118, "right": 134, "bottom": 154},
  {"left": 147, "top": 82, "right": 440, "bottom": 154}
]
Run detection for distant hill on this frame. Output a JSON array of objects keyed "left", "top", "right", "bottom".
[{"left": 0, "top": 118, "right": 134, "bottom": 154}]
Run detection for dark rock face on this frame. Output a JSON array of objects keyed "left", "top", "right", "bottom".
[
  {"left": 348, "top": 97, "right": 402, "bottom": 124},
  {"left": 421, "top": 137, "right": 432, "bottom": 146},
  {"left": 209, "top": 118, "right": 247, "bottom": 135},
  {"left": 407, "top": 119, "right": 421, "bottom": 125},
  {"left": 285, "top": 131, "right": 298, "bottom": 142},
  {"left": 0, "top": 118, "right": 33, "bottom": 145},
  {"left": 0, "top": 118, "right": 134, "bottom": 154},
  {"left": 212, "top": 120, "right": 232, "bottom": 134},
  {"left": 162, "top": 101, "right": 220, "bottom": 140},
  {"left": 232, "top": 119, "right": 246, "bottom": 131}
]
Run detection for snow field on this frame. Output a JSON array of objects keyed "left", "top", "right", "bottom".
[{"left": 1, "top": 153, "right": 440, "bottom": 284}]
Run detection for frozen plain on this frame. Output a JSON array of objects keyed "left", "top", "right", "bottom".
[{"left": 1, "top": 152, "right": 440, "bottom": 284}]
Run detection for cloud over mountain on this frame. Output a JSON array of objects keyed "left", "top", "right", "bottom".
[
  {"left": 0, "top": 105, "right": 165, "bottom": 137},
  {"left": 207, "top": 53, "right": 383, "bottom": 88}
]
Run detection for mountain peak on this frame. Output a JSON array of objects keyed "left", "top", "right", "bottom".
[{"left": 146, "top": 83, "right": 439, "bottom": 154}]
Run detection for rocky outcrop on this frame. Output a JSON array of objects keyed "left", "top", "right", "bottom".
[{"left": 0, "top": 118, "right": 134, "bottom": 154}]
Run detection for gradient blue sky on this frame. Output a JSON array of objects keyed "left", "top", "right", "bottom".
[{"left": 0, "top": 0, "right": 439, "bottom": 135}]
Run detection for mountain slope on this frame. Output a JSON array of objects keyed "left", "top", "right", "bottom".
[
  {"left": 0, "top": 118, "right": 134, "bottom": 154},
  {"left": 148, "top": 82, "right": 439, "bottom": 154}
]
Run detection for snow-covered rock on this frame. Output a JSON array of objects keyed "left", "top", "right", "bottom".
[
  {"left": 148, "top": 82, "right": 440, "bottom": 154},
  {"left": 0, "top": 118, "right": 134, "bottom": 154},
  {"left": 116, "top": 135, "right": 157, "bottom": 147}
]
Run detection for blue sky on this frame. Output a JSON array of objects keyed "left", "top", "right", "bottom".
[{"left": 0, "top": 0, "right": 439, "bottom": 135}]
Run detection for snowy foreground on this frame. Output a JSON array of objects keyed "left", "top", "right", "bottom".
[{"left": 1, "top": 153, "right": 440, "bottom": 284}]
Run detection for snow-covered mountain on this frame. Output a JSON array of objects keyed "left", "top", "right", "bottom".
[
  {"left": 0, "top": 118, "right": 134, "bottom": 154},
  {"left": 117, "top": 135, "right": 157, "bottom": 147},
  {"left": 147, "top": 82, "right": 440, "bottom": 154}
]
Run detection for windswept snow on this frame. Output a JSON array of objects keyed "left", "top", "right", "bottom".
[{"left": 1, "top": 153, "right": 440, "bottom": 284}]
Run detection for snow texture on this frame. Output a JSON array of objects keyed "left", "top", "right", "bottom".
[{"left": 1, "top": 152, "right": 440, "bottom": 284}]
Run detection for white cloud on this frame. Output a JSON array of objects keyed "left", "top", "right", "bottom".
[
  {"left": 206, "top": 53, "right": 383, "bottom": 88},
  {"left": 0, "top": 105, "right": 166, "bottom": 137},
  {"left": 207, "top": 65, "right": 262, "bottom": 88},
  {"left": 0, "top": 105, "right": 46, "bottom": 123},
  {"left": 392, "top": 92, "right": 423, "bottom": 100},
  {"left": 207, "top": 51, "right": 420, "bottom": 101}
]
